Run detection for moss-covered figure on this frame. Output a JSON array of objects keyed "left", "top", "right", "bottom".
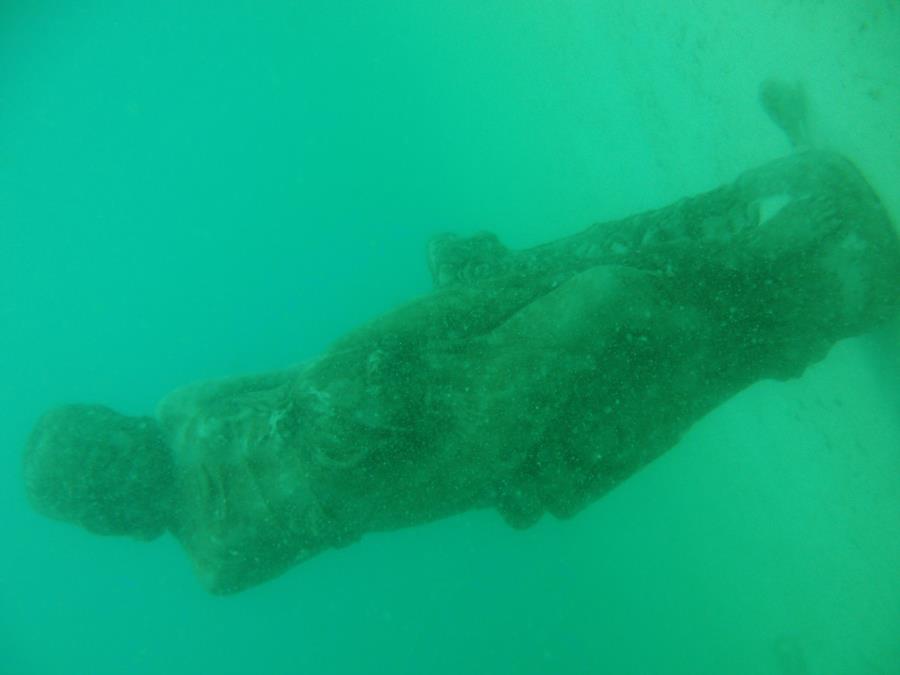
[{"left": 23, "top": 87, "right": 900, "bottom": 594}]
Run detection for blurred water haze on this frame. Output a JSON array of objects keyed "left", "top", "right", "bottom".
[{"left": 2, "top": 2, "right": 898, "bottom": 674}]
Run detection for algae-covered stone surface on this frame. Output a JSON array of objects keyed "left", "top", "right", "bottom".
[{"left": 28, "top": 149, "right": 897, "bottom": 596}]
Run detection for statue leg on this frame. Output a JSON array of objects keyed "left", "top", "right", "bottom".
[{"left": 469, "top": 264, "right": 709, "bottom": 526}]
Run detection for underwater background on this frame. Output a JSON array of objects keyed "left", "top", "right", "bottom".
[{"left": 2, "top": 2, "right": 898, "bottom": 673}]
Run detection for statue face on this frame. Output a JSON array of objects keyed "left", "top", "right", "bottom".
[{"left": 23, "top": 404, "right": 174, "bottom": 540}]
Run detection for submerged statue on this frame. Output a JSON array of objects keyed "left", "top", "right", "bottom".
[{"left": 23, "top": 82, "right": 900, "bottom": 594}]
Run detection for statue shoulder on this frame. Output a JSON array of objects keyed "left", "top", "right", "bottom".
[{"left": 154, "top": 364, "right": 309, "bottom": 461}]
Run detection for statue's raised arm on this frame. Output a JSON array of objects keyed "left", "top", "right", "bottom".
[{"left": 23, "top": 82, "right": 900, "bottom": 594}]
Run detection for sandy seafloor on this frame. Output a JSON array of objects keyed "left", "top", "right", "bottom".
[{"left": 1, "top": 2, "right": 898, "bottom": 674}]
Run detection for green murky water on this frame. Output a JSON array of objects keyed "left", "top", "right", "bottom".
[{"left": 2, "top": 3, "right": 898, "bottom": 674}]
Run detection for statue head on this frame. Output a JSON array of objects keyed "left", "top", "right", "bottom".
[{"left": 23, "top": 404, "right": 174, "bottom": 540}]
